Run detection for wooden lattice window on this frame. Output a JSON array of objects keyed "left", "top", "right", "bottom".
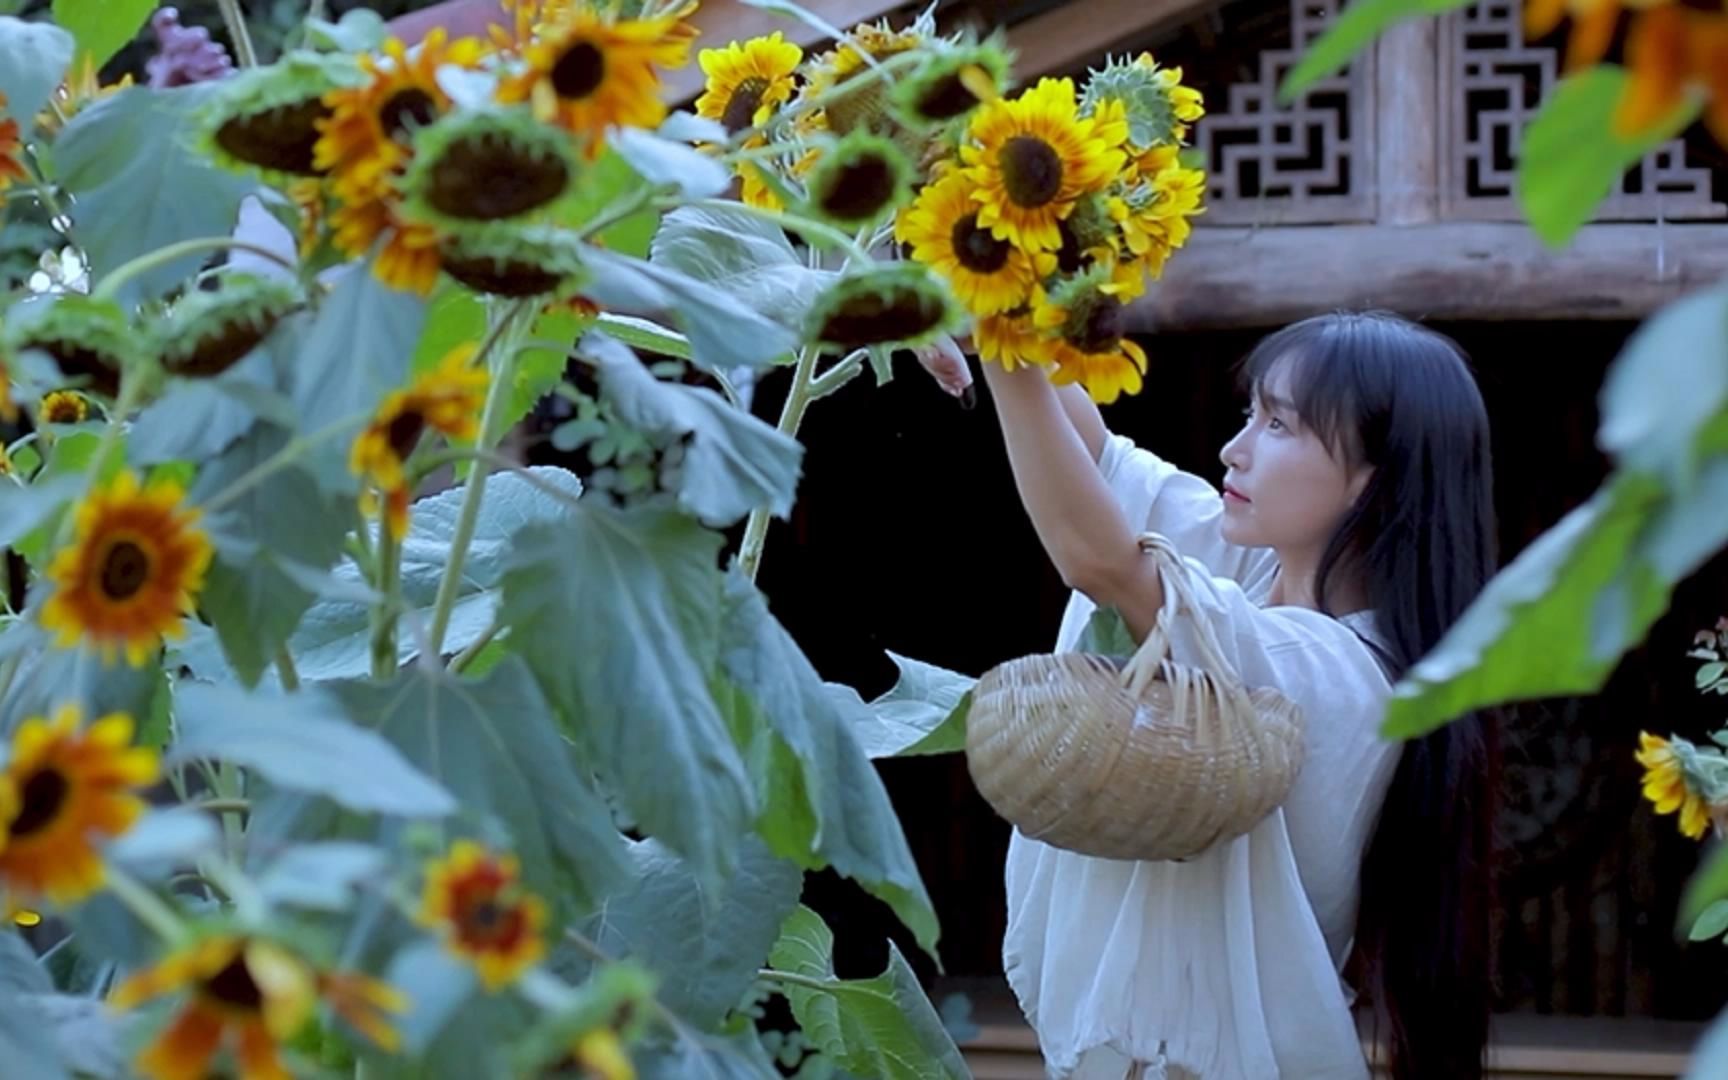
[{"left": 1438, "top": 0, "right": 1725, "bottom": 221}]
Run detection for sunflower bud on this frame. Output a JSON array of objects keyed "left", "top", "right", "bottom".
[
  {"left": 1080, "top": 53, "right": 1206, "bottom": 149},
  {"left": 403, "top": 109, "right": 579, "bottom": 223},
  {"left": 803, "top": 130, "right": 911, "bottom": 228},
  {"left": 806, "top": 263, "right": 957, "bottom": 353},
  {"left": 438, "top": 223, "right": 587, "bottom": 297},
  {"left": 202, "top": 51, "right": 365, "bottom": 178},
  {"left": 156, "top": 276, "right": 305, "bottom": 378}
]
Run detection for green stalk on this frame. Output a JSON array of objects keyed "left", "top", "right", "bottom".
[
  {"left": 216, "top": 0, "right": 259, "bottom": 68},
  {"left": 91, "top": 237, "right": 297, "bottom": 302},
  {"left": 737, "top": 345, "right": 820, "bottom": 582},
  {"left": 105, "top": 867, "right": 187, "bottom": 944},
  {"left": 369, "top": 526, "right": 401, "bottom": 680}
]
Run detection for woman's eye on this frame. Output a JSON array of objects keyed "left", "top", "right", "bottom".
[{"left": 1267, "top": 416, "right": 1286, "bottom": 432}]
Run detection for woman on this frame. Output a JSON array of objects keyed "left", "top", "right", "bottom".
[{"left": 922, "top": 312, "right": 1498, "bottom": 1080}]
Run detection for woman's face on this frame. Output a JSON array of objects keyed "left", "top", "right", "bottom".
[{"left": 1217, "top": 360, "right": 1372, "bottom": 553}]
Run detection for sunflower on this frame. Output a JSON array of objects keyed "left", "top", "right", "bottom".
[
  {"left": 1034, "top": 273, "right": 1148, "bottom": 404},
  {"left": 962, "top": 77, "right": 1128, "bottom": 253},
  {"left": 0, "top": 95, "right": 30, "bottom": 208},
  {"left": 331, "top": 189, "right": 444, "bottom": 296},
  {"left": 737, "top": 136, "right": 788, "bottom": 209},
  {"left": 349, "top": 345, "right": 489, "bottom": 540},
  {"left": 419, "top": 840, "right": 548, "bottom": 991},
  {"left": 496, "top": 8, "right": 694, "bottom": 153},
  {"left": 1524, "top": 0, "right": 1665, "bottom": 72},
  {"left": 1613, "top": 8, "right": 1728, "bottom": 144},
  {"left": 39, "top": 55, "right": 134, "bottom": 136},
  {"left": 697, "top": 33, "right": 802, "bottom": 136},
  {"left": 111, "top": 934, "right": 404, "bottom": 1080},
  {"left": 313, "top": 30, "right": 484, "bottom": 199},
  {"left": 896, "top": 171, "right": 1041, "bottom": 317},
  {"left": 1110, "top": 159, "right": 1206, "bottom": 279},
  {"left": 804, "top": 130, "right": 911, "bottom": 226},
  {"left": 892, "top": 41, "right": 1010, "bottom": 130},
  {"left": 41, "top": 471, "right": 213, "bottom": 668},
  {"left": 1636, "top": 731, "right": 1712, "bottom": 839},
  {"left": 157, "top": 276, "right": 304, "bottom": 379},
  {"left": 976, "top": 309, "right": 1055, "bottom": 371},
  {"left": 0, "top": 705, "right": 156, "bottom": 907},
  {"left": 38, "top": 390, "right": 89, "bottom": 425},
  {"left": 805, "top": 19, "right": 929, "bottom": 136}
]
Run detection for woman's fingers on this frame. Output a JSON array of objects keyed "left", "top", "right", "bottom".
[{"left": 912, "top": 334, "right": 974, "bottom": 398}]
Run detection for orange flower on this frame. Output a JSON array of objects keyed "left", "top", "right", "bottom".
[
  {"left": 0, "top": 93, "right": 29, "bottom": 209},
  {"left": 1614, "top": 8, "right": 1728, "bottom": 146},
  {"left": 1524, "top": 0, "right": 1670, "bottom": 72},
  {"left": 418, "top": 840, "right": 547, "bottom": 991}
]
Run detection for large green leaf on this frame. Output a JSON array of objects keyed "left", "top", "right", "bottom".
[
  {"left": 1599, "top": 286, "right": 1728, "bottom": 485},
  {"left": 129, "top": 341, "right": 284, "bottom": 467},
  {"left": 500, "top": 505, "right": 755, "bottom": 888},
  {"left": 1518, "top": 66, "right": 1700, "bottom": 248},
  {"left": 1686, "top": 1012, "right": 1728, "bottom": 1080},
  {"left": 509, "top": 307, "right": 587, "bottom": 425},
  {"left": 1279, "top": 0, "right": 1471, "bottom": 101},
  {"left": 849, "top": 653, "right": 972, "bottom": 758},
  {"left": 583, "top": 246, "right": 801, "bottom": 372},
  {"left": 0, "top": 640, "right": 161, "bottom": 734},
  {"left": 768, "top": 906, "right": 968, "bottom": 1080},
  {"left": 650, "top": 204, "right": 836, "bottom": 334},
  {"left": 190, "top": 424, "right": 352, "bottom": 685},
  {"left": 581, "top": 330, "right": 803, "bottom": 525},
  {"left": 560, "top": 149, "right": 660, "bottom": 257},
  {"left": 410, "top": 283, "right": 487, "bottom": 376},
  {"left": 280, "top": 657, "right": 633, "bottom": 909},
  {"left": 579, "top": 837, "right": 802, "bottom": 1028},
  {"left": 55, "top": 86, "right": 260, "bottom": 304},
  {"left": 52, "top": 0, "right": 153, "bottom": 69},
  {"left": 720, "top": 576, "right": 940, "bottom": 958},
  {"left": 0, "top": 474, "right": 87, "bottom": 547},
  {"left": 171, "top": 682, "right": 459, "bottom": 817},
  {"left": 635, "top": 1028, "right": 782, "bottom": 1080},
  {"left": 0, "top": 17, "right": 73, "bottom": 126}
]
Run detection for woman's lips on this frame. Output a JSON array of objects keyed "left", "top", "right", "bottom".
[{"left": 1223, "top": 484, "right": 1251, "bottom": 504}]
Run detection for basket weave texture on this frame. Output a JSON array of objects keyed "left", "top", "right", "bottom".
[{"left": 965, "top": 534, "right": 1306, "bottom": 861}]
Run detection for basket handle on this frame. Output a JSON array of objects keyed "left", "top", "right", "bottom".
[{"left": 1119, "top": 533, "right": 1240, "bottom": 696}]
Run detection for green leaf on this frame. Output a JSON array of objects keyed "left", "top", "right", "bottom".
[
  {"left": 0, "top": 474, "right": 86, "bottom": 547},
  {"left": 581, "top": 330, "right": 803, "bottom": 525},
  {"left": 1700, "top": 662, "right": 1727, "bottom": 690},
  {"left": 767, "top": 906, "right": 969, "bottom": 1080},
  {"left": 267, "top": 657, "right": 633, "bottom": 909},
  {"left": 51, "top": 0, "right": 153, "bottom": 70},
  {"left": 635, "top": 1028, "right": 782, "bottom": 1080},
  {"left": 410, "top": 283, "right": 487, "bottom": 377},
  {"left": 1599, "top": 285, "right": 1728, "bottom": 485},
  {"left": 171, "top": 682, "right": 459, "bottom": 817},
  {"left": 24, "top": 993, "right": 127, "bottom": 1079},
  {"left": 1682, "top": 842, "right": 1728, "bottom": 929},
  {"left": 55, "top": 86, "right": 260, "bottom": 304},
  {"left": 595, "top": 312, "right": 693, "bottom": 360},
  {"left": 305, "top": 8, "right": 387, "bottom": 53},
  {"left": 106, "top": 806, "right": 221, "bottom": 881},
  {"left": 256, "top": 842, "right": 387, "bottom": 912},
  {"left": 500, "top": 504, "right": 755, "bottom": 888},
  {"left": 383, "top": 939, "right": 479, "bottom": 1056},
  {"left": 584, "top": 246, "right": 801, "bottom": 372},
  {"left": 1518, "top": 66, "right": 1700, "bottom": 248},
  {"left": 650, "top": 204, "right": 836, "bottom": 334},
  {"left": 720, "top": 576, "right": 941, "bottom": 959},
  {"left": 579, "top": 837, "right": 801, "bottom": 1028},
  {"left": 0, "top": 16, "right": 74, "bottom": 126},
  {"left": 0, "top": 645, "right": 161, "bottom": 735},
  {"left": 860, "top": 652, "right": 972, "bottom": 758},
  {"left": 190, "top": 424, "right": 352, "bottom": 685},
  {"left": 610, "top": 127, "right": 731, "bottom": 198},
  {"left": 560, "top": 149, "right": 659, "bottom": 256},
  {"left": 288, "top": 258, "right": 428, "bottom": 484},
  {"left": 509, "top": 308, "right": 586, "bottom": 425},
  {"left": 1279, "top": 0, "right": 1471, "bottom": 101},
  {"left": 0, "top": 994, "right": 69, "bottom": 1080},
  {"left": 1685, "top": 1011, "right": 1728, "bottom": 1080},
  {"left": 1385, "top": 474, "right": 1666, "bottom": 737},
  {"left": 1077, "top": 605, "right": 1137, "bottom": 658},
  {"left": 1689, "top": 898, "right": 1728, "bottom": 942}
]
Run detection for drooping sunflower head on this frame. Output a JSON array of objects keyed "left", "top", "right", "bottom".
[
  {"left": 804, "top": 130, "right": 912, "bottom": 227},
  {"left": 37, "top": 389, "right": 90, "bottom": 426},
  {"left": 891, "top": 38, "right": 1011, "bottom": 130},
  {"left": 439, "top": 222, "right": 587, "bottom": 297},
  {"left": 203, "top": 50, "right": 366, "bottom": 178},
  {"left": 806, "top": 263, "right": 958, "bottom": 353},
  {"left": 696, "top": 32, "right": 803, "bottom": 136},
  {"left": 314, "top": 30, "right": 487, "bottom": 197},
  {"left": 156, "top": 276, "right": 305, "bottom": 378},
  {"left": 2, "top": 296, "right": 136, "bottom": 400},
  {"left": 419, "top": 839, "right": 548, "bottom": 992},
  {"left": 961, "top": 77, "right": 1128, "bottom": 253},
  {"left": 350, "top": 345, "right": 490, "bottom": 539},
  {"left": 41, "top": 470, "right": 213, "bottom": 667},
  {"left": 803, "top": 16, "right": 932, "bottom": 138},
  {"left": 1033, "top": 267, "right": 1148, "bottom": 404},
  {"left": 496, "top": 7, "right": 694, "bottom": 152},
  {"left": 976, "top": 307, "right": 1056, "bottom": 372},
  {"left": 402, "top": 108, "right": 578, "bottom": 224},
  {"left": 1636, "top": 731, "right": 1714, "bottom": 840},
  {"left": 1081, "top": 53, "right": 1206, "bottom": 149},
  {"left": 895, "top": 170, "right": 1040, "bottom": 318},
  {"left": 0, "top": 705, "right": 157, "bottom": 906}
]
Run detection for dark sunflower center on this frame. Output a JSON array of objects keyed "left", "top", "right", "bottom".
[
  {"left": 29, "top": 340, "right": 121, "bottom": 399},
  {"left": 1000, "top": 136, "right": 1063, "bottom": 208},
  {"left": 204, "top": 955, "right": 265, "bottom": 1012},
  {"left": 423, "top": 132, "right": 571, "bottom": 221},
  {"left": 916, "top": 72, "right": 980, "bottom": 121},
  {"left": 818, "top": 287, "right": 948, "bottom": 351},
  {"left": 1055, "top": 220, "right": 1089, "bottom": 275},
  {"left": 170, "top": 317, "right": 278, "bottom": 379},
  {"left": 9, "top": 769, "right": 69, "bottom": 838},
  {"left": 1068, "top": 296, "right": 1127, "bottom": 354},
  {"left": 99, "top": 541, "right": 151, "bottom": 601},
  {"left": 215, "top": 99, "right": 332, "bottom": 176},
  {"left": 721, "top": 77, "right": 769, "bottom": 134},
  {"left": 551, "top": 41, "right": 606, "bottom": 100},
  {"left": 819, "top": 153, "right": 896, "bottom": 223},
  {"left": 951, "top": 212, "right": 1011, "bottom": 274},
  {"left": 386, "top": 410, "right": 428, "bottom": 461},
  {"left": 441, "top": 249, "right": 566, "bottom": 297},
  {"left": 381, "top": 88, "right": 439, "bottom": 142},
  {"left": 44, "top": 398, "right": 82, "bottom": 424}
]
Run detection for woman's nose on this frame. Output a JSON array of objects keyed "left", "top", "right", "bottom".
[{"left": 1220, "top": 427, "right": 1249, "bottom": 471}]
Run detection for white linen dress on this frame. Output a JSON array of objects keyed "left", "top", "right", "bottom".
[{"left": 1002, "top": 433, "right": 1403, "bottom": 1080}]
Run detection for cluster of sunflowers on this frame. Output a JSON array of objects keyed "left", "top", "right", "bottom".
[
  {"left": 1636, "top": 620, "right": 1728, "bottom": 842},
  {"left": 693, "top": 15, "right": 1206, "bottom": 403}
]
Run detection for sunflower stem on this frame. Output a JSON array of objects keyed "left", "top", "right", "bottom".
[
  {"left": 808, "top": 348, "right": 868, "bottom": 400},
  {"left": 579, "top": 186, "right": 657, "bottom": 242},
  {"left": 274, "top": 647, "right": 300, "bottom": 691},
  {"left": 213, "top": 762, "right": 246, "bottom": 862},
  {"left": 216, "top": 0, "right": 259, "bottom": 68},
  {"left": 427, "top": 302, "right": 529, "bottom": 663},
  {"left": 738, "top": 344, "right": 820, "bottom": 582},
  {"left": 105, "top": 866, "right": 187, "bottom": 944},
  {"left": 755, "top": 967, "right": 839, "bottom": 994},
  {"left": 449, "top": 621, "right": 501, "bottom": 675},
  {"left": 199, "top": 410, "right": 372, "bottom": 515},
  {"left": 369, "top": 527, "right": 401, "bottom": 680},
  {"left": 91, "top": 237, "right": 297, "bottom": 303}
]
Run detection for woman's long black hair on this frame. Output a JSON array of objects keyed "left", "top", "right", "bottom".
[{"left": 1240, "top": 311, "right": 1499, "bottom": 1080}]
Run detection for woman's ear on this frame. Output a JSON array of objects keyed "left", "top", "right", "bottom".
[{"left": 1346, "top": 464, "right": 1376, "bottom": 505}]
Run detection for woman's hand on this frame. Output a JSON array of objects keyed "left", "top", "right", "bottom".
[{"left": 911, "top": 334, "right": 974, "bottom": 400}]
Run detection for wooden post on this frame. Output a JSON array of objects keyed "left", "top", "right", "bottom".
[{"left": 1373, "top": 18, "right": 1440, "bottom": 225}]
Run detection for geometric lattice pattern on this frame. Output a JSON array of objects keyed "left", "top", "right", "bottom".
[
  {"left": 1439, "top": 0, "right": 1724, "bottom": 220},
  {"left": 1196, "top": 0, "right": 1377, "bottom": 225}
]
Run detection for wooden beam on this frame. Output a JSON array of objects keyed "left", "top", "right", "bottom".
[
  {"left": 1373, "top": 19, "right": 1439, "bottom": 225},
  {"left": 662, "top": 0, "right": 907, "bottom": 101},
  {"left": 1005, "top": 0, "right": 1222, "bottom": 79},
  {"left": 1124, "top": 223, "right": 1728, "bottom": 330}
]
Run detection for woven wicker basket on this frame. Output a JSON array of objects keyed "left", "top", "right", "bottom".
[{"left": 965, "top": 534, "right": 1306, "bottom": 862}]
